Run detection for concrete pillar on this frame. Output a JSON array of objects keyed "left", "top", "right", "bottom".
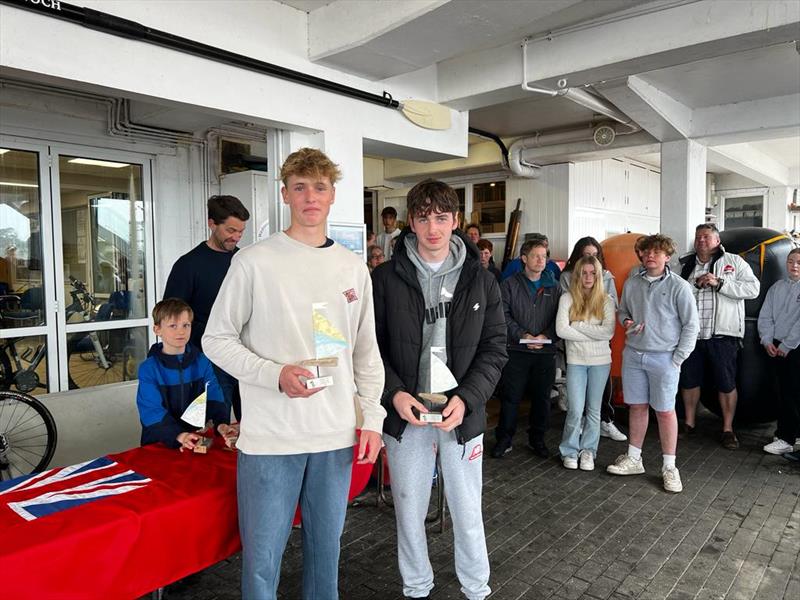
[
  {"left": 660, "top": 140, "right": 707, "bottom": 255},
  {"left": 764, "top": 186, "right": 792, "bottom": 233}
]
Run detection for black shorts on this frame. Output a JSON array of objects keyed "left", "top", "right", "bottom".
[{"left": 679, "top": 336, "right": 739, "bottom": 393}]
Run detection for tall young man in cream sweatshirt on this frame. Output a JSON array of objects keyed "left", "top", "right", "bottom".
[
  {"left": 203, "top": 148, "right": 385, "bottom": 600},
  {"left": 372, "top": 180, "right": 507, "bottom": 599}
]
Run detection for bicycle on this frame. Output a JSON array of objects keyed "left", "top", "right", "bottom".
[
  {"left": 1, "top": 277, "right": 138, "bottom": 391},
  {"left": 0, "top": 389, "right": 57, "bottom": 481}
]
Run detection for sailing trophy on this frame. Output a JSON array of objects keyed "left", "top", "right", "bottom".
[
  {"left": 181, "top": 384, "right": 214, "bottom": 453},
  {"left": 417, "top": 346, "right": 458, "bottom": 423},
  {"left": 300, "top": 302, "right": 347, "bottom": 389}
]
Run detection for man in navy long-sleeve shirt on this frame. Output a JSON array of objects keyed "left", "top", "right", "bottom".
[{"left": 163, "top": 195, "right": 249, "bottom": 420}]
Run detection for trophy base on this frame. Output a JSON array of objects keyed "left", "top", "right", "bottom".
[
  {"left": 419, "top": 412, "right": 444, "bottom": 423},
  {"left": 305, "top": 375, "right": 334, "bottom": 389},
  {"left": 193, "top": 436, "right": 213, "bottom": 454}
]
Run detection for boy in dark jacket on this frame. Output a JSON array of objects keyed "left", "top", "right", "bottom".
[
  {"left": 372, "top": 180, "right": 507, "bottom": 600},
  {"left": 136, "top": 298, "right": 230, "bottom": 450},
  {"left": 493, "top": 238, "right": 562, "bottom": 459}
]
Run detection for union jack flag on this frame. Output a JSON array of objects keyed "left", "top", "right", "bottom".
[{"left": 0, "top": 456, "right": 150, "bottom": 521}]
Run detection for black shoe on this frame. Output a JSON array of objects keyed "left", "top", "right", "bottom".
[
  {"left": 527, "top": 441, "right": 550, "bottom": 458},
  {"left": 679, "top": 422, "right": 695, "bottom": 438},
  {"left": 783, "top": 450, "right": 800, "bottom": 463},
  {"left": 721, "top": 430, "right": 739, "bottom": 450},
  {"left": 491, "top": 441, "right": 512, "bottom": 458}
]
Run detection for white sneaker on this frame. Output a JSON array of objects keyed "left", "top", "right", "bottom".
[
  {"left": 764, "top": 439, "right": 794, "bottom": 455},
  {"left": 606, "top": 454, "right": 645, "bottom": 476},
  {"left": 662, "top": 467, "right": 683, "bottom": 493},
  {"left": 600, "top": 421, "right": 628, "bottom": 441},
  {"left": 579, "top": 451, "right": 595, "bottom": 471},
  {"left": 562, "top": 456, "right": 578, "bottom": 470}
]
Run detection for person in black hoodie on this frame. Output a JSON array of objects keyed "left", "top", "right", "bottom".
[
  {"left": 136, "top": 298, "right": 230, "bottom": 449},
  {"left": 372, "top": 180, "right": 507, "bottom": 600}
]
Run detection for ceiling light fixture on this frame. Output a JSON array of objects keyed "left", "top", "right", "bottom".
[
  {"left": 0, "top": 181, "right": 39, "bottom": 188},
  {"left": 68, "top": 158, "right": 130, "bottom": 168}
]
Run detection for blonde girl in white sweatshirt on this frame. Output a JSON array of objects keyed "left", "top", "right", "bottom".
[{"left": 556, "top": 255, "right": 616, "bottom": 470}]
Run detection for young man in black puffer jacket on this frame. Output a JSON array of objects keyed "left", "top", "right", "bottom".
[{"left": 372, "top": 179, "right": 507, "bottom": 600}]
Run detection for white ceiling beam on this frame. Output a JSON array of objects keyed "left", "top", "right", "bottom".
[
  {"left": 692, "top": 94, "right": 800, "bottom": 146},
  {"left": 308, "top": 1, "right": 448, "bottom": 61},
  {"left": 708, "top": 144, "right": 790, "bottom": 187},
  {"left": 437, "top": 0, "right": 800, "bottom": 110},
  {"left": 598, "top": 76, "right": 693, "bottom": 142}
]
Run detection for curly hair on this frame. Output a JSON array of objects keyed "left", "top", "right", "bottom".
[{"left": 280, "top": 147, "right": 342, "bottom": 186}]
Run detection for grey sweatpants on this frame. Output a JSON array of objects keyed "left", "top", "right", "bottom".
[{"left": 384, "top": 426, "right": 490, "bottom": 600}]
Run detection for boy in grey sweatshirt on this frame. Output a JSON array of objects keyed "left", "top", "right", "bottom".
[{"left": 608, "top": 234, "right": 698, "bottom": 493}]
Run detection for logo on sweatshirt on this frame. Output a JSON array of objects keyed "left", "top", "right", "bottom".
[
  {"left": 723, "top": 265, "right": 735, "bottom": 274},
  {"left": 343, "top": 288, "right": 358, "bottom": 303},
  {"left": 473, "top": 303, "right": 480, "bottom": 311}
]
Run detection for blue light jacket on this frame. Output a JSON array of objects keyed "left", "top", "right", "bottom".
[{"left": 136, "top": 342, "right": 228, "bottom": 448}]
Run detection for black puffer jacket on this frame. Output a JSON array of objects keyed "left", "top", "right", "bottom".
[{"left": 372, "top": 228, "right": 508, "bottom": 443}]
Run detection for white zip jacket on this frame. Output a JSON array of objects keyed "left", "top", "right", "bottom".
[{"left": 679, "top": 248, "right": 760, "bottom": 339}]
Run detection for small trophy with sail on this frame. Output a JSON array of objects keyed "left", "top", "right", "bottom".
[
  {"left": 299, "top": 302, "right": 347, "bottom": 389},
  {"left": 181, "top": 384, "right": 214, "bottom": 453},
  {"left": 417, "top": 346, "right": 458, "bottom": 423}
]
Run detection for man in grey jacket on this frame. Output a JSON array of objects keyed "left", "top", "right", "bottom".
[
  {"left": 678, "top": 224, "right": 759, "bottom": 450},
  {"left": 608, "top": 234, "right": 699, "bottom": 493}
]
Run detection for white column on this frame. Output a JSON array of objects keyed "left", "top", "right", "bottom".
[
  {"left": 660, "top": 140, "right": 707, "bottom": 255},
  {"left": 764, "top": 186, "right": 792, "bottom": 233}
]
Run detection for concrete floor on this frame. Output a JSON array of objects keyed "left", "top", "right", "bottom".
[{"left": 164, "top": 404, "right": 800, "bottom": 600}]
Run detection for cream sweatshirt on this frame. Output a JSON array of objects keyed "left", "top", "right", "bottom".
[
  {"left": 555, "top": 293, "right": 615, "bottom": 366},
  {"left": 202, "top": 232, "right": 386, "bottom": 455}
]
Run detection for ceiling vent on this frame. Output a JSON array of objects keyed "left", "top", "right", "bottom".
[{"left": 593, "top": 123, "right": 616, "bottom": 147}]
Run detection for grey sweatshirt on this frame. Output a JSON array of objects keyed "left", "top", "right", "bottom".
[
  {"left": 758, "top": 277, "right": 800, "bottom": 353},
  {"left": 404, "top": 234, "right": 466, "bottom": 394},
  {"left": 618, "top": 267, "right": 699, "bottom": 365}
]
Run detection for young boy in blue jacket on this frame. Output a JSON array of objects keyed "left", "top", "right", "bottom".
[{"left": 136, "top": 298, "right": 231, "bottom": 450}]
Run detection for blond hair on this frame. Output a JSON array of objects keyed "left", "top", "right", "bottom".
[
  {"left": 280, "top": 148, "right": 341, "bottom": 186},
  {"left": 568, "top": 256, "right": 606, "bottom": 322}
]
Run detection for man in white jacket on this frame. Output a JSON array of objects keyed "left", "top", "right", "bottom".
[
  {"left": 203, "top": 148, "right": 386, "bottom": 600},
  {"left": 678, "top": 224, "right": 759, "bottom": 450}
]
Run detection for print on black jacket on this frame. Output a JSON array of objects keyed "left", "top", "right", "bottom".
[{"left": 371, "top": 227, "right": 508, "bottom": 444}]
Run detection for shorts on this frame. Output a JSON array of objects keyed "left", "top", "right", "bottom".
[
  {"left": 622, "top": 348, "right": 680, "bottom": 412},
  {"left": 679, "top": 336, "right": 739, "bottom": 393}
]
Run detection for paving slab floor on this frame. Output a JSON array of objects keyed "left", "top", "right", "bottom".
[{"left": 163, "top": 402, "right": 800, "bottom": 600}]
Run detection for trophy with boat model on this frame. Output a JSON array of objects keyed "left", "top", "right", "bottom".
[
  {"left": 299, "top": 302, "right": 347, "bottom": 389},
  {"left": 417, "top": 346, "right": 458, "bottom": 423}
]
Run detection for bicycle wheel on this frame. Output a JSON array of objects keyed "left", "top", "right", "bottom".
[
  {"left": 68, "top": 350, "right": 124, "bottom": 388},
  {"left": 0, "top": 390, "right": 57, "bottom": 480}
]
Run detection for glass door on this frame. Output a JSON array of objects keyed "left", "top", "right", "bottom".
[
  {"left": 0, "top": 141, "right": 58, "bottom": 395},
  {"left": 51, "top": 148, "right": 154, "bottom": 390}
]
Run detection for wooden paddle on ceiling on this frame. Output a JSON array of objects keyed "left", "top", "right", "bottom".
[{"left": 400, "top": 99, "right": 452, "bottom": 130}]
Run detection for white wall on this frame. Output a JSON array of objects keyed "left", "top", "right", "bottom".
[{"left": 0, "top": 1, "right": 468, "bottom": 215}]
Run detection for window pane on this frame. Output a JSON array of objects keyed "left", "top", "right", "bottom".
[
  {"left": 0, "top": 148, "right": 45, "bottom": 326},
  {"left": 0, "top": 334, "right": 48, "bottom": 395},
  {"left": 455, "top": 187, "right": 466, "bottom": 229},
  {"left": 473, "top": 181, "right": 506, "bottom": 233},
  {"left": 68, "top": 325, "right": 148, "bottom": 389},
  {"left": 59, "top": 156, "right": 147, "bottom": 321}
]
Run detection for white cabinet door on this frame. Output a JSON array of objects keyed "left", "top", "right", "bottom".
[
  {"left": 602, "top": 159, "right": 626, "bottom": 211},
  {"left": 627, "top": 164, "right": 649, "bottom": 215},
  {"left": 572, "top": 161, "right": 604, "bottom": 209},
  {"left": 647, "top": 170, "right": 661, "bottom": 216}
]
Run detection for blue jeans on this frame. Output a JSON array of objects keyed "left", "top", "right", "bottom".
[
  {"left": 237, "top": 447, "right": 353, "bottom": 600},
  {"left": 559, "top": 363, "right": 611, "bottom": 458}
]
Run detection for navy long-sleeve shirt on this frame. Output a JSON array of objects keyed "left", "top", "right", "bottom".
[{"left": 163, "top": 242, "right": 238, "bottom": 351}]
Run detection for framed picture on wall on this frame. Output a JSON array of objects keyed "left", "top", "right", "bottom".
[{"left": 328, "top": 222, "right": 367, "bottom": 258}]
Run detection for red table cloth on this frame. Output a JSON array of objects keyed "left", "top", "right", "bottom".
[{"left": 0, "top": 439, "right": 373, "bottom": 599}]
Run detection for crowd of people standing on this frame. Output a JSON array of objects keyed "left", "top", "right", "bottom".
[{"left": 139, "top": 151, "right": 798, "bottom": 599}]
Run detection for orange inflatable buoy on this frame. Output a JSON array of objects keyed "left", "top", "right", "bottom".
[{"left": 601, "top": 233, "right": 645, "bottom": 406}]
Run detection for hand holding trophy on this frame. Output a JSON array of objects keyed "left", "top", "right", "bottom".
[
  {"left": 299, "top": 302, "right": 347, "bottom": 390},
  {"left": 416, "top": 346, "right": 458, "bottom": 423}
]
